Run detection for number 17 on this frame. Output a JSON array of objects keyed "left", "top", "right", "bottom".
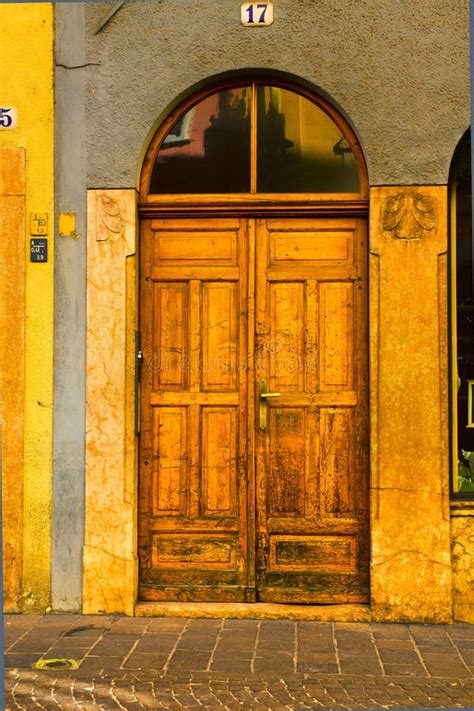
[{"left": 245, "top": 3, "right": 271, "bottom": 25}]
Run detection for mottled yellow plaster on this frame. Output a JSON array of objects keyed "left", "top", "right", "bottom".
[
  {"left": 0, "top": 148, "right": 25, "bottom": 610},
  {"left": 451, "top": 512, "right": 474, "bottom": 622},
  {"left": 369, "top": 186, "right": 452, "bottom": 623},
  {"left": 0, "top": 4, "right": 54, "bottom": 611},
  {"left": 84, "top": 189, "right": 138, "bottom": 615}
]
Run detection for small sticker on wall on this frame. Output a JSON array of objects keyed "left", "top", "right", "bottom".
[
  {"left": 241, "top": 2, "right": 274, "bottom": 26},
  {"left": 30, "top": 238, "right": 48, "bottom": 263},
  {"left": 30, "top": 213, "right": 48, "bottom": 236}
]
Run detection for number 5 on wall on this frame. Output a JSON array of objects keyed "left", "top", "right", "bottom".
[{"left": 241, "top": 2, "right": 274, "bottom": 26}]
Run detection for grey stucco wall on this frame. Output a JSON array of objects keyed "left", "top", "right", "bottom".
[
  {"left": 83, "top": 0, "right": 469, "bottom": 189},
  {"left": 53, "top": 3, "right": 87, "bottom": 611}
]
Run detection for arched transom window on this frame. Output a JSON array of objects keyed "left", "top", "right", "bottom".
[{"left": 146, "top": 83, "right": 361, "bottom": 195}]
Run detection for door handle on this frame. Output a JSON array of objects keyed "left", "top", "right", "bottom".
[{"left": 259, "top": 380, "right": 280, "bottom": 430}]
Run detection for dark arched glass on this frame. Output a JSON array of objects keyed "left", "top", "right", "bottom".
[
  {"left": 256, "top": 86, "right": 359, "bottom": 193},
  {"left": 451, "top": 129, "right": 474, "bottom": 494},
  {"left": 150, "top": 87, "right": 252, "bottom": 194},
  {"left": 149, "top": 84, "right": 360, "bottom": 194}
]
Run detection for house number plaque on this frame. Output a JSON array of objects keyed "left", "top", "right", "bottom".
[{"left": 241, "top": 2, "right": 274, "bottom": 26}]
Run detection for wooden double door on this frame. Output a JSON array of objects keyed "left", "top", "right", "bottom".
[{"left": 138, "top": 215, "right": 369, "bottom": 603}]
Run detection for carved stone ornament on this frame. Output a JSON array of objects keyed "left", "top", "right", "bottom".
[
  {"left": 382, "top": 192, "right": 436, "bottom": 240},
  {"left": 96, "top": 194, "right": 124, "bottom": 242}
]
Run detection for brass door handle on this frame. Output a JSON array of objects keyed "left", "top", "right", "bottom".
[{"left": 259, "top": 380, "right": 280, "bottom": 430}]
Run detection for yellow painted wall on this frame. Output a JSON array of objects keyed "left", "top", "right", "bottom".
[{"left": 0, "top": 3, "right": 54, "bottom": 610}]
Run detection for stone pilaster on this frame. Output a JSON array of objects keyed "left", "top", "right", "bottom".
[
  {"left": 369, "top": 186, "right": 452, "bottom": 622},
  {"left": 83, "top": 189, "right": 137, "bottom": 614}
]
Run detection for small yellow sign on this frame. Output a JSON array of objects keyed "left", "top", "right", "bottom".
[
  {"left": 58, "top": 212, "right": 78, "bottom": 239},
  {"left": 30, "top": 212, "right": 48, "bottom": 236}
]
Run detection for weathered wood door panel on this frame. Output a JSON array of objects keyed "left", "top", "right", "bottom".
[
  {"left": 255, "top": 218, "right": 369, "bottom": 603},
  {"left": 139, "top": 216, "right": 368, "bottom": 603},
  {"left": 138, "top": 218, "right": 251, "bottom": 601}
]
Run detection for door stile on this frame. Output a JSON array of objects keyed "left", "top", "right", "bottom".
[
  {"left": 138, "top": 220, "right": 154, "bottom": 575},
  {"left": 245, "top": 218, "right": 257, "bottom": 600},
  {"left": 235, "top": 218, "right": 251, "bottom": 593},
  {"left": 255, "top": 219, "right": 271, "bottom": 590},
  {"left": 188, "top": 280, "right": 202, "bottom": 521},
  {"left": 306, "top": 279, "right": 320, "bottom": 523},
  {"left": 353, "top": 220, "right": 370, "bottom": 572}
]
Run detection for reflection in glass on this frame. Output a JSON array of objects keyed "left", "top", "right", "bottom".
[
  {"left": 453, "top": 130, "right": 474, "bottom": 492},
  {"left": 150, "top": 86, "right": 251, "bottom": 193},
  {"left": 256, "top": 86, "right": 359, "bottom": 193}
]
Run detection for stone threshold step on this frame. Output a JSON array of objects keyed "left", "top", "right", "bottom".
[{"left": 135, "top": 602, "right": 371, "bottom": 622}]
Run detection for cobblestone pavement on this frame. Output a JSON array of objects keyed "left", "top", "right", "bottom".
[{"left": 4, "top": 614, "right": 474, "bottom": 709}]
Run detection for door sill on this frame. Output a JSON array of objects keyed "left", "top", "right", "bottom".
[{"left": 135, "top": 601, "right": 371, "bottom": 622}]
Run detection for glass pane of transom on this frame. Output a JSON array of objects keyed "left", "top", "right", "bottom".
[
  {"left": 150, "top": 86, "right": 251, "bottom": 193},
  {"left": 256, "top": 86, "right": 359, "bottom": 193}
]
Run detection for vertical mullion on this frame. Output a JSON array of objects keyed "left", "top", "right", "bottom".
[{"left": 250, "top": 82, "right": 257, "bottom": 194}]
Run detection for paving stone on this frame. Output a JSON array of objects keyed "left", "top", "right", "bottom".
[
  {"left": 77, "top": 655, "right": 108, "bottom": 672},
  {"left": 9, "top": 636, "right": 58, "bottom": 654},
  {"left": 167, "top": 651, "right": 211, "bottom": 671},
  {"left": 458, "top": 646, "right": 474, "bottom": 666},
  {"left": 421, "top": 652, "right": 471, "bottom": 677},
  {"left": 253, "top": 653, "right": 294, "bottom": 672},
  {"left": 176, "top": 636, "right": 217, "bottom": 651},
  {"left": 383, "top": 662, "right": 426, "bottom": 676},
  {"left": 48, "top": 637, "right": 95, "bottom": 652},
  {"left": 370, "top": 623, "right": 412, "bottom": 639},
  {"left": 298, "top": 660, "right": 339, "bottom": 673},
  {"left": 90, "top": 638, "right": 136, "bottom": 656},
  {"left": 63, "top": 627, "right": 105, "bottom": 640},
  {"left": 447, "top": 623, "right": 474, "bottom": 639},
  {"left": 338, "top": 657, "right": 382, "bottom": 675},
  {"left": 220, "top": 627, "right": 257, "bottom": 638},
  {"left": 374, "top": 638, "right": 415, "bottom": 650},
  {"left": 223, "top": 618, "right": 259, "bottom": 629},
  {"left": 179, "top": 629, "right": 219, "bottom": 641},
  {"left": 376, "top": 647, "right": 421, "bottom": 664},
  {"left": 217, "top": 636, "right": 257, "bottom": 652},
  {"left": 186, "top": 618, "right": 222, "bottom": 629},
  {"left": 5, "top": 652, "right": 43, "bottom": 667},
  {"left": 123, "top": 653, "right": 169, "bottom": 670},
  {"left": 453, "top": 638, "right": 474, "bottom": 648},
  {"left": 147, "top": 618, "right": 187, "bottom": 631},
  {"left": 210, "top": 657, "right": 252, "bottom": 673}
]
